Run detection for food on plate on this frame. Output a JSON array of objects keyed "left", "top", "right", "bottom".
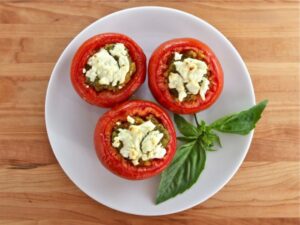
[
  {"left": 94, "top": 100, "right": 177, "bottom": 180},
  {"left": 148, "top": 38, "right": 223, "bottom": 114},
  {"left": 71, "top": 33, "right": 146, "bottom": 107}
]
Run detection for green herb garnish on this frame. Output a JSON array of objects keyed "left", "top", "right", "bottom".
[{"left": 156, "top": 100, "right": 268, "bottom": 204}]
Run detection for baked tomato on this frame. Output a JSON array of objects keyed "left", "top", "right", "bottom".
[
  {"left": 94, "top": 100, "right": 176, "bottom": 180},
  {"left": 71, "top": 33, "right": 146, "bottom": 107},
  {"left": 148, "top": 38, "right": 223, "bottom": 114}
]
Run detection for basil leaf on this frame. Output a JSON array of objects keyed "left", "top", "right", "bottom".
[
  {"left": 200, "top": 140, "right": 217, "bottom": 151},
  {"left": 209, "top": 132, "right": 222, "bottom": 147},
  {"left": 196, "top": 120, "right": 206, "bottom": 134},
  {"left": 177, "top": 136, "right": 198, "bottom": 142},
  {"left": 206, "top": 148, "right": 217, "bottom": 152},
  {"left": 177, "top": 141, "right": 197, "bottom": 151},
  {"left": 210, "top": 100, "right": 268, "bottom": 135},
  {"left": 156, "top": 140, "right": 206, "bottom": 204},
  {"left": 174, "top": 114, "right": 199, "bottom": 137}
]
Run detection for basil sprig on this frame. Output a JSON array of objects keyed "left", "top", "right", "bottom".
[{"left": 156, "top": 100, "right": 268, "bottom": 204}]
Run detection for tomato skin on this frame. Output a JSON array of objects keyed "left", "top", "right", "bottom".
[
  {"left": 94, "top": 100, "right": 177, "bottom": 180},
  {"left": 71, "top": 33, "right": 146, "bottom": 108},
  {"left": 148, "top": 38, "right": 224, "bottom": 114}
]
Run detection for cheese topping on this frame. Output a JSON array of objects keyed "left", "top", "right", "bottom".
[
  {"left": 84, "top": 43, "right": 130, "bottom": 87},
  {"left": 168, "top": 52, "right": 210, "bottom": 101},
  {"left": 174, "top": 52, "right": 182, "bottom": 61},
  {"left": 168, "top": 72, "right": 187, "bottom": 101},
  {"left": 127, "top": 115, "right": 135, "bottom": 124},
  {"left": 112, "top": 116, "right": 167, "bottom": 166}
]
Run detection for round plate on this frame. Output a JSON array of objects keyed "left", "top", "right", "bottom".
[{"left": 45, "top": 7, "right": 255, "bottom": 216}]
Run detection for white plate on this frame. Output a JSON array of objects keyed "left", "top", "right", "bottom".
[{"left": 45, "top": 7, "right": 255, "bottom": 216}]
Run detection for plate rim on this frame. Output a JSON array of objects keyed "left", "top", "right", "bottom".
[{"left": 45, "top": 6, "right": 256, "bottom": 216}]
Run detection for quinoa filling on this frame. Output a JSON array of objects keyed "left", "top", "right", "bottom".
[{"left": 83, "top": 43, "right": 136, "bottom": 92}]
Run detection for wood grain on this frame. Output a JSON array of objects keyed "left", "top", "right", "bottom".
[{"left": 0, "top": 0, "right": 299, "bottom": 224}]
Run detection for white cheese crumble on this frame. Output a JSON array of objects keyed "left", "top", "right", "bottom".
[
  {"left": 84, "top": 43, "right": 130, "bottom": 87},
  {"left": 127, "top": 115, "right": 135, "bottom": 124},
  {"left": 168, "top": 52, "right": 210, "bottom": 101},
  {"left": 168, "top": 72, "right": 187, "bottom": 101},
  {"left": 112, "top": 117, "right": 167, "bottom": 166},
  {"left": 174, "top": 52, "right": 182, "bottom": 61}
]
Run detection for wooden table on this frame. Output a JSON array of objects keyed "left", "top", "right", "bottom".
[{"left": 0, "top": 1, "right": 299, "bottom": 224}]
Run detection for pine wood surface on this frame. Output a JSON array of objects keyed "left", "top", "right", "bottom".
[{"left": 0, "top": 1, "right": 299, "bottom": 224}]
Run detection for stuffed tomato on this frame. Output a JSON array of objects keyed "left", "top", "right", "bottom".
[
  {"left": 94, "top": 100, "right": 176, "bottom": 180},
  {"left": 148, "top": 38, "right": 223, "bottom": 114},
  {"left": 71, "top": 33, "right": 146, "bottom": 107}
]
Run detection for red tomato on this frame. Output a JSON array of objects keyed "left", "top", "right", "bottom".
[
  {"left": 148, "top": 38, "right": 224, "bottom": 114},
  {"left": 94, "top": 100, "right": 177, "bottom": 180},
  {"left": 71, "top": 33, "right": 146, "bottom": 107}
]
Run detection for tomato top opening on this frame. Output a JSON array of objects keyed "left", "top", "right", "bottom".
[
  {"left": 148, "top": 38, "right": 223, "bottom": 114},
  {"left": 83, "top": 43, "right": 137, "bottom": 92},
  {"left": 111, "top": 113, "right": 170, "bottom": 166}
]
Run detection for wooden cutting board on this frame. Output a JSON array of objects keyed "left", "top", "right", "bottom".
[{"left": 0, "top": 1, "right": 299, "bottom": 224}]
